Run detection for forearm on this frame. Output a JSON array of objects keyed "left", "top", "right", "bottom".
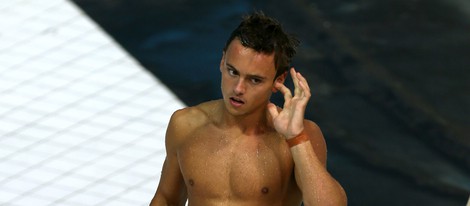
[
  {"left": 149, "top": 192, "right": 187, "bottom": 206},
  {"left": 291, "top": 141, "right": 347, "bottom": 206},
  {"left": 149, "top": 192, "right": 168, "bottom": 206}
]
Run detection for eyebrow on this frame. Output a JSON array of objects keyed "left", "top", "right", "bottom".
[{"left": 226, "top": 63, "right": 267, "bottom": 80}]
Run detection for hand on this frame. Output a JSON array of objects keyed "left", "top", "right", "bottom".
[{"left": 268, "top": 68, "right": 311, "bottom": 139}]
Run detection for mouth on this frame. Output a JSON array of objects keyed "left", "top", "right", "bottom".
[{"left": 229, "top": 97, "right": 245, "bottom": 107}]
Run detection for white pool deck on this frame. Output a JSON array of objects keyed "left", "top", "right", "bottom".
[{"left": 0, "top": 0, "right": 185, "bottom": 205}]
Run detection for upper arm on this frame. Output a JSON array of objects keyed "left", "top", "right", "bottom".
[
  {"left": 304, "top": 119, "right": 328, "bottom": 166},
  {"left": 150, "top": 110, "right": 188, "bottom": 206}
]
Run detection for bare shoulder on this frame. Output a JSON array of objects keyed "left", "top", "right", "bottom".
[
  {"left": 170, "top": 105, "right": 209, "bottom": 129},
  {"left": 173, "top": 100, "right": 219, "bottom": 122},
  {"left": 169, "top": 102, "right": 213, "bottom": 131},
  {"left": 166, "top": 100, "right": 220, "bottom": 145},
  {"left": 303, "top": 120, "right": 328, "bottom": 166},
  {"left": 303, "top": 120, "right": 324, "bottom": 140}
]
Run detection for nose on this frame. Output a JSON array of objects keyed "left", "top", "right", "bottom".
[{"left": 234, "top": 79, "right": 245, "bottom": 95}]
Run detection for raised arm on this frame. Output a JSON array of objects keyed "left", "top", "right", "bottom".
[
  {"left": 149, "top": 111, "right": 188, "bottom": 206},
  {"left": 268, "top": 68, "right": 347, "bottom": 206},
  {"left": 291, "top": 120, "right": 347, "bottom": 206}
]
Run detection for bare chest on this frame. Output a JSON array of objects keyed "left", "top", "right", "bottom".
[{"left": 177, "top": 128, "right": 294, "bottom": 200}]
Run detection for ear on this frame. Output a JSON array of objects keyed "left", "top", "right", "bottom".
[
  {"left": 219, "top": 52, "right": 226, "bottom": 73},
  {"left": 271, "top": 72, "right": 287, "bottom": 92}
]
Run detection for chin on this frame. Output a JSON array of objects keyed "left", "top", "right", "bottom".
[{"left": 223, "top": 100, "right": 245, "bottom": 115}]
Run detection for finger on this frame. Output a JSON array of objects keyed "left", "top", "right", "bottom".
[
  {"left": 297, "top": 73, "right": 311, "bottom": 98},
  {"left": 291, "top": 67, "right": 303, "bottom": 97},
  {"left": 298, "top": 81, "right": 311, "bottom": 101},
  {"left": 275, "top": 81, "right": 292, "bottom": 101},
  {"left": 290, "top": 67, "right": 299, "bottom": 85}
]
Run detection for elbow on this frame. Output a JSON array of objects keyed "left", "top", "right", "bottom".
[
  {"left": 303, "top": 187, "right": 348, "bottom": 206},
  {"left": 152, "top": 194, "right": 187, "bottom": 206},
  {"left": 303, "top": 198, "right": 347, "bottom": 206},
  {"left": 327, "top": 184, "right": 348, "bottom": 206},
  {"left": 338, "top": 183, "right": 348, "bottom": 206}
]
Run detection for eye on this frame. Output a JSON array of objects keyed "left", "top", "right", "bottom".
[
  {"left": 228, "top": 68, "right": 238, "bottom": 76},
  {"left": 251, "top": 78, "right": 262, "bottom": 84}
]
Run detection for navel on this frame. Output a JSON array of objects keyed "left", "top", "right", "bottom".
[
  {"left": 261, "top": 187, "right": 269, "bottom": 194},
  {"left": 188, "top": 179, "right": 195, "bottom": 186}
]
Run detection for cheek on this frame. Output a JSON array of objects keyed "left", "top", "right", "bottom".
[
  {"left": 220, "top": 77, "right": 227, "bottom": 91},
  {"left": 220, "top": 75, "right": 233, "bottom": 92},
  {"left": 221, "top": 74, "right": 230, "bottom": 84},
  {"left": 250, "top": 85, "right": 273, "bottom": 98}
]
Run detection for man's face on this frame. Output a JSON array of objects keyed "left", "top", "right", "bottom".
[{"left": 220, "top": 39, "right": 284, "bottom": 116}]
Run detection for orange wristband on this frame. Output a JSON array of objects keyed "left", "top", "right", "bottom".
[{"left": 286, "top": 131, "right": 309, "bottom": 148}]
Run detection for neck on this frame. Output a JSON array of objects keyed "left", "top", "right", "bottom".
[{"left": 219, "top": 101, "right": 272, "bottom": 136}]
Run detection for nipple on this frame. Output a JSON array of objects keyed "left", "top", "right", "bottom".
[
  {"left": 189, "top": 179, "right": 195, "bottom": 186},
  {"left": 261, "top": 187, "right": 269, "bottom": 194}
]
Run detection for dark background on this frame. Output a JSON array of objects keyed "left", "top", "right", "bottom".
[{"left": 70, "top": 0, "right": 470, "bottom": 205}]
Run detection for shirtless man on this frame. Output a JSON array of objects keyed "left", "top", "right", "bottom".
[{"left": 150, "top": 12, "right": 347, "bottom": 206}]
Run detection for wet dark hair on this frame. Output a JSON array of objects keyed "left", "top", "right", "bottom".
[{"left": 223, "top": 11, "right": 300, "bottom": 78}]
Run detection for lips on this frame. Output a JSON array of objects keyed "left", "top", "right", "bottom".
[{"left": 229, "top": 97, "right": 245, "bottom": 107}]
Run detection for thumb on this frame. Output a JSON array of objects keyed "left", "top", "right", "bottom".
[{"left": 267, "top": 102, "right": 279, "bottom": 119}]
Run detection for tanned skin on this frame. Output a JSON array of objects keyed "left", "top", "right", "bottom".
[{"left": 150, "top": 39, "right": 347, "bottom": 206}]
